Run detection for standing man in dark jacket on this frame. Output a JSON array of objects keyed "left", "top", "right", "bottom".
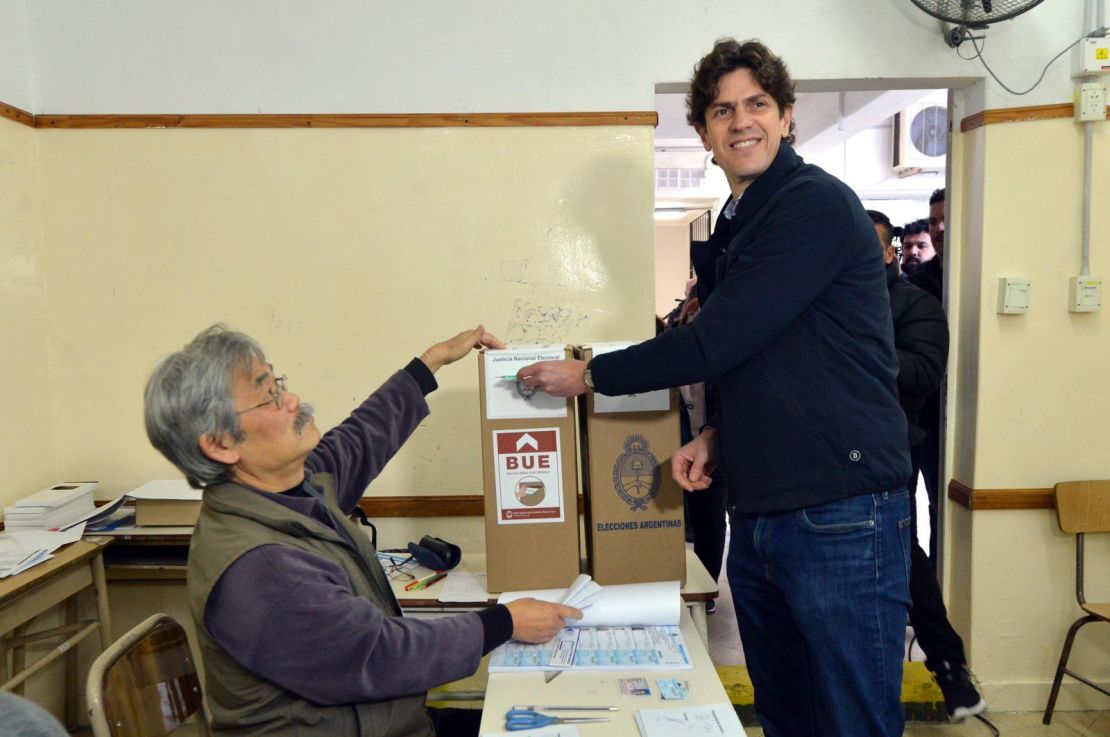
[
  {"left": 870, "top": 211, "right": 985, "bottom": 722},
  {"left": 143, "top": 324, "right": 579, "bottom": 737},
  {"left": 518, "top": 39, "right": 911, "bottom": 737}
]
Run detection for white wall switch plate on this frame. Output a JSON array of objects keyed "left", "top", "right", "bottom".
[
  {"left": 997, "top": 277, "right": 1030, "bottom": 314},
  {"left": 1068, "top": 276, "right": 1101, "bottom": 312}
]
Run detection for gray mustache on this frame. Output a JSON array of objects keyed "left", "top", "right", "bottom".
[{"left": 294, "top": 403, "right": 315, "bottom": 434}]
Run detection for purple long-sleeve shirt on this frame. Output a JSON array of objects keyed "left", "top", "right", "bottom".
[{"left": 204, "top": 360, "right": 511, "bottom": 705}]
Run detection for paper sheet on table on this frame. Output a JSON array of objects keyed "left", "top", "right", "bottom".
[
  {"left": 60, "top": 494, "right": 129, "bottom": 530},
  {"left": 0, "top": 524, "right": 86, "bottom": 578},
  {"left": 438, "top": 571, "right": 490, "bottom": 603},
  {"left": 127, "top": 479, "right": 201, "bottom": 501},
  {"left": 497, "top": 576, "right": 681, "bottom": 627},
  {"left": 635, "top": 703, "right": 745, "bottom": 736}
]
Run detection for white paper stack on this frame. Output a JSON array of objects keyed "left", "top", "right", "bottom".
[
  {"left": 3, "top": 482, "right": 97, "bottom": 531},
  {"left": 635, "top": 704, "right": 745, "bottom": 737}
]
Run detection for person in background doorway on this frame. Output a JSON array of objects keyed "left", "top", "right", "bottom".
[
  {"left": 908, "top": 187, "right": 946, "bottom": 567},
  {"left": 665, "top": 277, "right": 728, "bottom": 614},
  {"left": 900, "top": 218, "right": 934, "bottom": 276},
  {"left": 909, "top": 187, "right": 945, "bottom": 301},
  {"left": 869, "top": 210, "right": 985, "bottom": 722}
]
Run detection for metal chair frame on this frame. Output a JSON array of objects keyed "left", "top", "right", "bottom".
[
  {"left": 86, "top": 613, "right": 210, "bottom": 737},
  {"left": 1043, "top": 481, "right": 1110, "bottom": 724}
]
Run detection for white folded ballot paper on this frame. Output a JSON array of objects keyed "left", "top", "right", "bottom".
[
  {"left": 488, "top": 575, "right": 691, "bottom": 672},
  {"left": 497, "top": 574, "right": 682, "bottom": 627}
]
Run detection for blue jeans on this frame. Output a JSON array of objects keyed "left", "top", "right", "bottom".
[{"left": 727, "top": 490, "right": 912, "bottom": 737}]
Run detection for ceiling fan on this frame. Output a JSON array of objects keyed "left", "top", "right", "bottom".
[{"left": 909, "top": 0, "right": 1047, "bottom": 48}]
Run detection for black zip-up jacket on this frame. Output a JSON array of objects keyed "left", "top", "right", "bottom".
[
  {"left": 590, "top": 143, "right": 910, "bottom": 513},
  {"left": 887, "top": 261, "right": 949, "bottom": 448}
]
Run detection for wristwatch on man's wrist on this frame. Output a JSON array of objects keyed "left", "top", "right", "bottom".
[{"left": 583, "top": 363, "right": 594, "bottom": 390}]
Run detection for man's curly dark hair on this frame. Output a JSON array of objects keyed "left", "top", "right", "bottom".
[{"left": 686, "top": 38, "right": 797, "bottom": 144}]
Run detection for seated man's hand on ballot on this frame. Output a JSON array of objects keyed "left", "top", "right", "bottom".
[
  {"left": 505, "top": 598, "right": 583, "bottom": 643},
  {"left": 420, "top": 324, "right": 506, "bottom": 373},
  {"left": 515, "top": 359, "right": 589, "bottom": 397}
]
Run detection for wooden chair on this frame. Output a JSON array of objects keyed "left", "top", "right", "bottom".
[
  {"left": 1043, "top": 480, "right": 1110, "bottom": 724},
  {"left": 86, "top": 613, "right": 210, "bottom": 737}
]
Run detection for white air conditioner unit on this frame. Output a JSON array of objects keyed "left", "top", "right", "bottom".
[{"left": 893, "top": 104, "right": 947, "bottom": 172}]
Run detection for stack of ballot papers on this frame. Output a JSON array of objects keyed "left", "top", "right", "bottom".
[
  {"left": 488, "top": 575, "right": 691, "bottom": 672},
  {"left": 2, "top": 482, "right": 97, "bottom": 531}
]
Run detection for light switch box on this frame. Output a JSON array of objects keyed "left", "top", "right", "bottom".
[
  {"left": 997, "top": 277, "right": 1030, "bottom": 314},
  {"left": 1068, "top": 276, "right": 1101, "bottom": 312}
]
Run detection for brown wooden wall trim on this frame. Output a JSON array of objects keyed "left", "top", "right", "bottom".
[
  {"left": 947, "top": 479, "right": 1055, "bottom": 510},
  {"left": 0, "top": 101, "right": 35, "bottom": 127},
  {"left": 358, "top": 494, "right": 587, "bottom": 518},
  {"left": 959, "top": 103, "right": 1084, "bottom": 133},
  {"left": 31, "top": 111, "right": 657, "bottom": 130}
]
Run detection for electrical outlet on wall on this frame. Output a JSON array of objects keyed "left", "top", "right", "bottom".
[{"left": 1075, "top": 83, "right": 1108, "bottom": 122}]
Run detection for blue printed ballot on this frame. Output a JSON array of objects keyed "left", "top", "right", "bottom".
[{"left": 488, "top": 575, "right": 691, "bottom": 673}]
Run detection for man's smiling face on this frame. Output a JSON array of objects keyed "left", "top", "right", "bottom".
[{"left": 696, "top": 67, "right": 793, "bottom": 197}]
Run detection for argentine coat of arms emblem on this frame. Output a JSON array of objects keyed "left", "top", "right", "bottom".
[{"left": 612, "top": 434, "right": 661, "bottom": 511}]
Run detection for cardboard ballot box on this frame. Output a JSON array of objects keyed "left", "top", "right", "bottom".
[
  {"left": 576, "top": 343, "right": 686, "bottom": 586},
  {"left": 479, "top": 346, "right": 581, "bottom": 593}
]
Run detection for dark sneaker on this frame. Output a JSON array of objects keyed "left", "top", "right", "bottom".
[
  {"left": 933, "top": 661, "right": 986, "bottom": 722},
  {"left": 705, "top": 599, "right": 717, "bottom": 615}
]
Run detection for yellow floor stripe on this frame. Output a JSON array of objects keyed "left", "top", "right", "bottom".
[{"left": 430, "top": 660, "right": 948, "bottom": 720}]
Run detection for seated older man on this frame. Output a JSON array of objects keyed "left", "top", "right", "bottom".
[{"left": 143, "top": 324, "right": 579, "bottom": 737}]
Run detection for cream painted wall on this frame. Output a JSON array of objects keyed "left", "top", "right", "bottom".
[
  {"left": 973, "top": 120, "right": 1109, "bottom": 487},
  {"left": 945, "top": 116, "right": 1110, "bottom": 709},
  {"left": 0, "top": 117, "right": 51, "bottom": 508},
  {"left": 33, "top": 125, "right": 654, "bottom": 498},
  {"left": 654, "top": 222, "right": 691, "bottom": 318}
]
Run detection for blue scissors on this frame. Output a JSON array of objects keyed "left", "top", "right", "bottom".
[{"left": 504, "top": 708, "right": 609, "bottom": 731}]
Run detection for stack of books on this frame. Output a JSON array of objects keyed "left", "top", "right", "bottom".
[{"left": 3, "top": 482, "right": 98, "bottom": 531}]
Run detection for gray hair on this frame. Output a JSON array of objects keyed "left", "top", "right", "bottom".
[{"left": 143, "top": 324, "right": 265, "bottom": 488}]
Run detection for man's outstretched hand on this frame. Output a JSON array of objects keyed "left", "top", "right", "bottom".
[{"left": 420, "top": 325, "right": 506, "bottom": 374}]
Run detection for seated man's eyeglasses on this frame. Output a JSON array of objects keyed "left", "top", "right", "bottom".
[{"left": 237, "top": 374, "right": 287, "bottom": 414}]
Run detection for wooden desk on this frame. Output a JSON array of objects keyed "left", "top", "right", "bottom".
[
  {"left": 97, "top": 527, "right": 192, "bottom": 581},
  {"left": 98, "top": 525, "right": 720, "bottom": 642},
  {"left": 0, "top": 537, "right": 113, "bottom": 729},
  {"left": 477, "top": 607, "right": 745, "bottom": 735},
  {"left": 392, "top": 548, "right": 719, "bottom": 646}
]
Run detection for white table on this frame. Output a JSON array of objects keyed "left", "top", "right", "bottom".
[
  {"left": 476, "top": 607, "right": 743, "bottom": 736},
  {"left": 391, "top": 547, "right": 718, "bottom": 646}
]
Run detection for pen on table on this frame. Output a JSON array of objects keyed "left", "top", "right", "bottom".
[
  {"left": 511, "top": 705, "right": 619, "bottom": 712},
  {"left": 405, "top": 571, "right": 446, "bottom": 591}
]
